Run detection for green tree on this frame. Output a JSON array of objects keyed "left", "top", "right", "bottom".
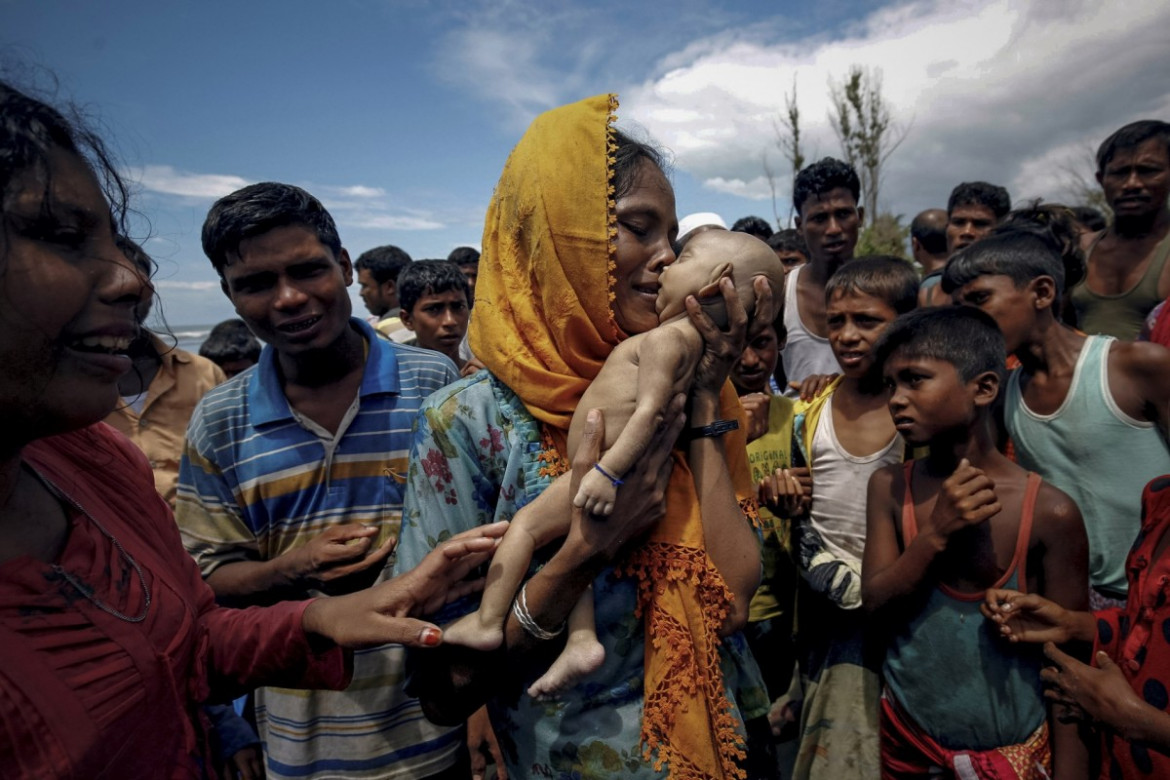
[
  {"left": 769, "top": 76, "right": 805, "bottom": 226},
  {"left": 855, "top": 212, "right": 911, "bottom": 260},
  {"left": 1056, "top": 142, "right": 1112, "bottom": 221},
  {"left": 828, "top": 66, "right": 908, "bottom": 224}
]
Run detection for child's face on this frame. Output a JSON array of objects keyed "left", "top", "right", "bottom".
[
  {"left": 826, "top": 289, "right": 900, "bottom": 379},
  {"left": 731, "top": 324, "right": 780, "bottom": 394},
  {"left": 952, "top": 274, "right": 1034, "bottom": 353},
  {"left": 401, "top": 288, "right": 470, "bottom": 360},
  {"left": 883, "top": 352, "right": 973, "bottom": 447}
]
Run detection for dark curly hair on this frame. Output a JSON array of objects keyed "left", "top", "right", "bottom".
[
  {"left": 793, "top": 158, "right": 861, "bottom": 216},
  {"left": 612, "top": 128, "right": 669, "bottom": 201},
  {"left": 202, "top": 182, "right": 342, "bottom": 276},
  {"left": 947, "top": 182, "right": 1011, "bottom": 220},
  {"left": 1, "top": 79, "right": 131, "bottom": 246}
]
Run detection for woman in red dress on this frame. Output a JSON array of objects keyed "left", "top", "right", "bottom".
[{"left": 0, "top": 80, "right": 504, "bottom": 779}]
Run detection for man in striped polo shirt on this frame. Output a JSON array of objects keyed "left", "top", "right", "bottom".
[{"left": 176, "top": 183, "right": 463, "bottom": 780}]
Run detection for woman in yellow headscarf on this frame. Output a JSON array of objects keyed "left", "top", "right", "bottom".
[{"left": 396, "top": 94, "right": 771, "bottom": 780}]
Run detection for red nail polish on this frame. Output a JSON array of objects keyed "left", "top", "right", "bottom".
[{"left": 421, "top": 627, "right": 441, "bottom": 646}]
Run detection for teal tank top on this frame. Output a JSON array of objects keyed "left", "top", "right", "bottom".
[
  {"left": 1005, "top": 335, "right": 1170, "bottom": 596},
  {"left": 883, "top": 465, "right": 1045, "bottom": 750}
]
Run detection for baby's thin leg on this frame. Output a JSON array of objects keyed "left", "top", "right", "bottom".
[
  {"left": 442, "top": 522, "right": 541, "bottom": 651},
  {"left": 527, "top": 585, "right": 605, "bottom": 700}
]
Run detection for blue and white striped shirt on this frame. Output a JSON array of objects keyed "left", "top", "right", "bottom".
[{"left": 177, "top": 317, "right": 462, "bottom": 779}]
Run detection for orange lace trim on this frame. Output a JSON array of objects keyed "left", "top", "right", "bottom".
[
  {"left": 624, "top": 542, "right": 747, "bottom": 779},
  {"left": 536, "top": 426, "right": 570, "bottom": 479}
]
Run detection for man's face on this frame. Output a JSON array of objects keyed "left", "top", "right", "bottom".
[
  {"left": 221, "top": 225, "right": 353, "bottom": 358},
  {"left": 357, "top": 268, "right": 395, "bottom": 317},
  {"left": 1097, "top": 138, "right": 1170, "bottom": 223},
  {"left": 946, "top": 204, "right": 998, "bottom": 254},
  {"left": 796, "top": 187, "right": 862, "bottom": 266},
  {"left": 774, "top": 250, "right": 807, "bottom": 274},
  {"left": 401, "top": 288, "right": 470, "bottom": 362},
  {"left": 731, "top": 325, "right": 780, "bottom": 394},
  {"left": 952, "top": 274, "right": 1034, "bottom": 354},
  {"left": 826, "top": 289, "right": 899, "bottom": 380},
  {"left": 458, "top": 263, "right": 478, "bottom": 300}
]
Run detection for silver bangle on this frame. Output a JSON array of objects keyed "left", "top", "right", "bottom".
[{"left": 511, "top": 581, "right": 565, "bottom": 641}]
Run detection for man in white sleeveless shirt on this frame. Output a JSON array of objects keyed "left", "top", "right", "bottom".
[{"left": 782, "top": 158, "right": 863, "bottom": 397}]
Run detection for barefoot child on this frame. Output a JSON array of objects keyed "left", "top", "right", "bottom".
[
  {"left": 731, "top": 319, "right": 803, "bottom": 765},
  {"left": 769, "top": 256, "right": 918, "bottom": 779},
  {"left": 441, "top": 229, "right": 783, "bottom": 699},
  {"left": 864, "top": 306, "right": 1089, "bottom": 778},
  {"left": 985, "top": 476, "right": 1170, "bottom": 779},
  {"left": 944, "top": 226, "right": 1170, "bottom": 607}
]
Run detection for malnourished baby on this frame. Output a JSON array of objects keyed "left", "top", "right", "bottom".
[{"left": 442, "top": 230, "right": 783, "bottom": 698}]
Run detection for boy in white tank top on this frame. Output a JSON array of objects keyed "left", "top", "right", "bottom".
[{"left": 761, "top": 257, "right": 918, "bottom": 780}]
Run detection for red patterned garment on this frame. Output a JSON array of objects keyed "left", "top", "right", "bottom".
[
  {"left": 880, "top": 693, "right": 1051, "bottom": 779},
  {"left": 0, "top": 423, "right": 349, "bottom": 779},
  {"left": 1091, "top": 475, "right": 1170, "bottom": 779}
]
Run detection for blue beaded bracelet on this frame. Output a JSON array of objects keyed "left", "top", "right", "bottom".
[{"left": 593, "top": 462, "right": 624, "bottom": 487}]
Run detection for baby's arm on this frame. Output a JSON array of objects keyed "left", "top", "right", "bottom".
[{"left": 574, "top": 332, "right": 693, "bottom": 515}]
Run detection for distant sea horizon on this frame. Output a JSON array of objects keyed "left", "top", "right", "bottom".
[{"left": 159, "top": 324, "right": 217, "bottom": 355}]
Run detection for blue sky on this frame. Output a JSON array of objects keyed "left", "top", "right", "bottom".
[{"left": 5, "top": 0, "right": 1168, "bottom": 326}]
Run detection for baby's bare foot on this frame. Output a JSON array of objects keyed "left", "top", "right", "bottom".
[
  {"left": 441, "top": 612, "right": 504, "bottom": 651},
  {"left": 527, "top": 634, "right": 605, "bottom": 700}
]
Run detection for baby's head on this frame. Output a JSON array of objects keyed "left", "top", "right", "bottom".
[{"left": 656, "top": 229, "right": 784, "bottom": 327}]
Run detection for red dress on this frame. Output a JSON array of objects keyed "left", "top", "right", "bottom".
[
  {"left": 1092, "top": 475, "right": 1170, "bottom": 779},
  {"left": 0, "top": 424, "right": 350, "bottom": 778}
]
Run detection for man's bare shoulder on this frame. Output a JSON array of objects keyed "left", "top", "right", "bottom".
[
  {"left": 1079, "top": 228, "right": 1105, "bottom": 254},
  {"left": 1110, "top": 339, "right": 1170, "bottom": 387}
]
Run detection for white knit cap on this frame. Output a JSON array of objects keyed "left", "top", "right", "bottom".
[{"left": 677, "top": 212, "right": 727, "bottom": 241}]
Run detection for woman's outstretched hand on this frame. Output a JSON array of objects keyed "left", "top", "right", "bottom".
[
  {"left": 301, "top": 521, "right": 509, "bottom": 649},
  {"left": 687, "top": 275, "right": 774, "bottom": 397}
]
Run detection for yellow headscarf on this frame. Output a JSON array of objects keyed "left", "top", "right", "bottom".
[{"left": 471, "top": 94, "right": 751, "bottom": 780}]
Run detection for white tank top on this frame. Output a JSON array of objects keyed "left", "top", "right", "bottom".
[
  {"left": 808, "top": 393, "right": 904, "bottom": 565},
  {"left": 781, "top": 264, "right": 839, "bottom": 397}
]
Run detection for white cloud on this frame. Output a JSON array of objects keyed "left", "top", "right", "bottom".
[
  {"left": 621, "top": 0, "right": 1170, "bottom": 215},
  {"left": 433, "top": 3, "right": 572, "bottom": 123},
  {"left": 322, "top": 184, "right": 387, "bottom": 199},
  {"left": 153, "top": 279, "right": 221, "bottom": 291},
  {"left": 130, "top": 165, "right": 251, "bottom": 199},
  {"left": 345, "top": 214, "right": 446, "bottom": 231},
  {"left": 131, "top": 166, "right": 444, "bottom": 232}
]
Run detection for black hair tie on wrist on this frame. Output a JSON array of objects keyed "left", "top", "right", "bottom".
[{"left": 687, "top": 419, "right": 739, "bottom": 439}]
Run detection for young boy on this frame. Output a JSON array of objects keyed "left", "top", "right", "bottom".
[
  {"left": 732, "top": 318, "right": 801, "bottom": 757},
  {"left": 198, "top": 318, "right": 262, "bottom": 378},
  {"left": 767, "top": 256, "right": 917, "bottom": 780},
  {"left": 944, "top": 226, "right": 1170, "bottom": 607},
  {"left": 397, "top": 259, "right": 472, "bottom": 370},
  {"left": 863, "top": 306, "right": 1089, "bottom": 778},
  {"left": 440, "top": 229, "right": 783, "bottom": 698}
]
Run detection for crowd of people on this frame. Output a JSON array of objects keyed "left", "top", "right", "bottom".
[{"left": 2, "top": 70, "right": 1170, "bottom": 780}]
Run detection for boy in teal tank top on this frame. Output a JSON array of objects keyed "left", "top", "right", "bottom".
[
  {"left": 944, "top": 226, "right": 1170, "bottom": 605},
  {"left": 864, "top": 307, "right": 1090, "bottom": 778}
]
